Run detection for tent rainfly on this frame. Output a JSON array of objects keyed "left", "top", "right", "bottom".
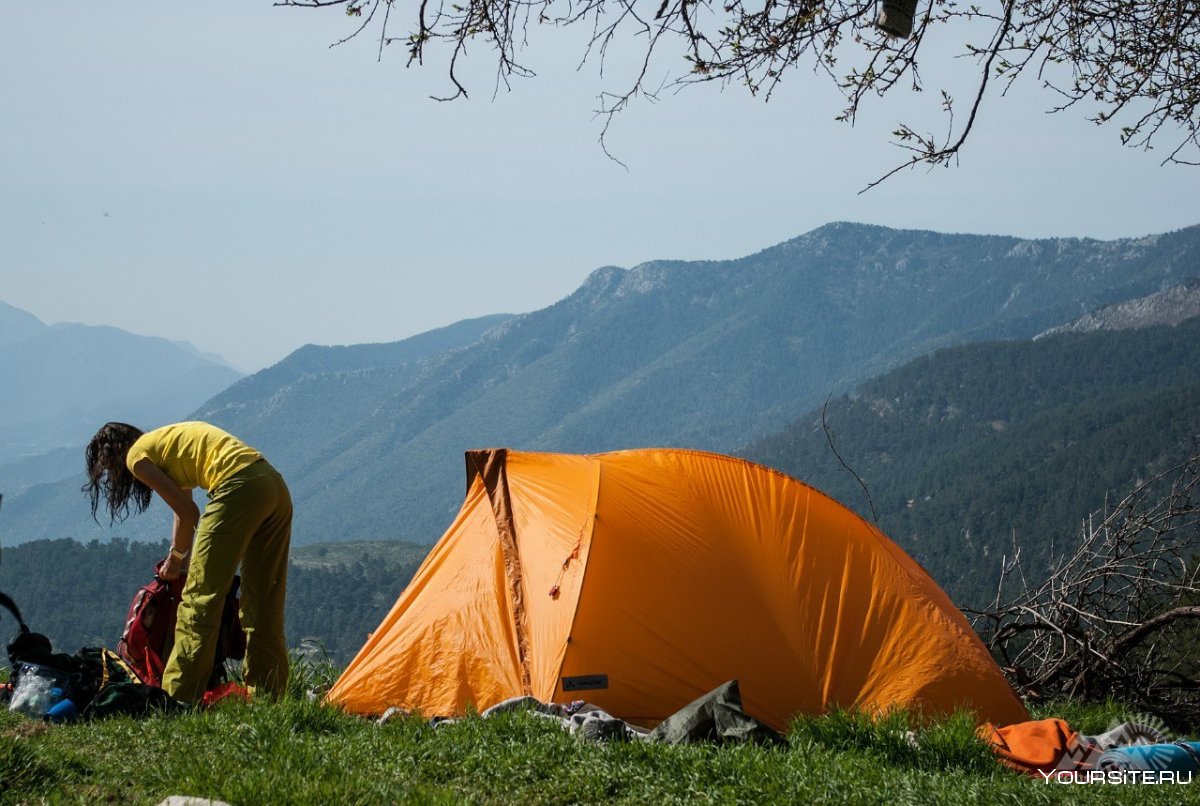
[{"left": 326, "top": 448, "right": 1029, "bottom": 730}]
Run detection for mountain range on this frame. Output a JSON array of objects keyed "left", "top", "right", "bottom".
[
  {"left": 3, "top": 222, "right": 1199, "bottom": 555},
  {"left": 0, "top": 303, "right": 242, "bottom": 504}
]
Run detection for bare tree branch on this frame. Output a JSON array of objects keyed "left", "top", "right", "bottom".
[
  {"left": 964, "top": 451, "right": 1200, "bottom": 724},
  {"left": 278, "top": 0, "right": 1200, "bottom": 183}
]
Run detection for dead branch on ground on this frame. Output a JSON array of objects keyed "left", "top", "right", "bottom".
[{"left": 965, "top": 450, "right": 1200, "bottom": 723}]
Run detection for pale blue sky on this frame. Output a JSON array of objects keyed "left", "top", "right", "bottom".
[{"left": 2, "top": 4, "right": 1197, "bottom": 371}]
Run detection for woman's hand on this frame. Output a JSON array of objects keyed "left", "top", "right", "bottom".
[{"left": 160, "top": 549, "right": 186, "bottom": 581}]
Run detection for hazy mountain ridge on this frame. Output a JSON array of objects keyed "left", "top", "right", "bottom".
[
  {"left": 0, "top": 301, "right": 45, "bottom": 346},
  {"left": 0, "top": 446, "right": 79, "bottom": 496},
  {"left": 6, "top": 222, "right": 1200, "bottom": 547},
  {"left": 195, "top": 313, "right": 516, "bottom": 484},
  {"left": 203, "top": 313, "right": 513, "bottom": 409},
  {"left": 1036, "top": 277, "right": 1200, "bottom": 338},
  {"left": 221, "top": 222, "right": 1200, "bottom": 544},
  {"left": 0, "top": 314, "right": 515, "bottom": 547},
  {"left": 0, "top": 306, "right": 243, "bottom": 458}
]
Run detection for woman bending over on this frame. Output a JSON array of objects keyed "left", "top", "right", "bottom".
[{"left": 84, "top": 421, "right": 291, "bottom": 702}]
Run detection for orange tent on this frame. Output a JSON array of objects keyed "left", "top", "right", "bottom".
[{"left": 326, "top": 448, "right": 1028, "bottom": 730}]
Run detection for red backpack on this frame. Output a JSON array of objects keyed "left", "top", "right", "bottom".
[{"left": 117, "top": 564, "right": 247, "bottom": 690}]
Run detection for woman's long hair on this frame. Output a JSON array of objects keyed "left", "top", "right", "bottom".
[{"left": 83, "top": 422, "right": 152, "bottom": 524}]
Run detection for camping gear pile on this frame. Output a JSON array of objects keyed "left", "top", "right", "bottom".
[
  {"left": 1, "top": 565, "right": 247, "bottom": 722},
  {"left": 1, "top": 589, "right": 180, "bottom": 721}
]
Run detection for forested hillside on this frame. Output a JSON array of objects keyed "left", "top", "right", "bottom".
[
  {"left": 0, "top": 539, "right": 421, "bottom": 664},
  {"left": 743, "top": 317, "right": 1200, "bottom": 605}
]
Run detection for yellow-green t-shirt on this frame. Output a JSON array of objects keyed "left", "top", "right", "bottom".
[{"left": 125, "top": 422, "right": 263, "bottom": 491}]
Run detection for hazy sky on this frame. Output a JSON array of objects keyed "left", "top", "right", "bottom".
[{"left": 3, "top": 5, "right": 1197, "bottom": 371}]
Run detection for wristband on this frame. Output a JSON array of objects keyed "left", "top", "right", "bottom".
[{"left": 169, "top": 546, "right": 188, "bottom": 561}]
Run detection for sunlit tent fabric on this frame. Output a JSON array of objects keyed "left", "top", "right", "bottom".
[{"left": 327, "top": 448, "right": 1028, "bottom": 730}]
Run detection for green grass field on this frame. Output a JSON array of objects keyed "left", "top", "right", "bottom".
[{"left": 2, "top": 663, "right": 1197, "bottom": 805}]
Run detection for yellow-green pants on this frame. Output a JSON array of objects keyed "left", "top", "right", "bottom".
[{"left": 162, "top": 460, "right": 292, "bottom": 703}]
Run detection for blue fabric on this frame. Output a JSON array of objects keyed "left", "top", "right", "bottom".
[{"left": 1097, "top": 742, "right": 1200, "bottom": 773}]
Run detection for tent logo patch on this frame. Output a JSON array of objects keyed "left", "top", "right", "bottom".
[{"left": 562, "top": 674, "right": 608, "bottom": 691}]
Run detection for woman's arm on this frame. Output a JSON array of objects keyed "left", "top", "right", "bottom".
[{"left": 130, "top": 458, "right": 200, "bottom": 580}]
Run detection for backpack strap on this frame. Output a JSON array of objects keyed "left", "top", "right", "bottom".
[{"left": 0, "top": 591, "right": 28, "bottom": 633}]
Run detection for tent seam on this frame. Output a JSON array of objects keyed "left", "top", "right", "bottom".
[
  {"left": 547, "top": 454, "right": 602, "bottom": 700},
  {"left": 472, "top": 449, "right": 534, "bottom": 696}
]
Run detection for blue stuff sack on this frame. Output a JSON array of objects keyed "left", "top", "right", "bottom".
[{"left": 1097, "top": 742, "right": 1200, "bottom": 774}]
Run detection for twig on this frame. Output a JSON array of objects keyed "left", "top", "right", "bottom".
[{"left": 821, "top": 395, "right": 878, "bottom": 525}]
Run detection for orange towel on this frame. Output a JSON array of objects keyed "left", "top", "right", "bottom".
[{"left": 981, "top": 718, "right": 1082, "bottom": 775}]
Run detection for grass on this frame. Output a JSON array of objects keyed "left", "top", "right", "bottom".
[
  {"left": 1, "top": 665, "right": 1197, "bottom": 805},
  {"left": 288, "top": 540, "right": 430, "bottom": 571}
]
